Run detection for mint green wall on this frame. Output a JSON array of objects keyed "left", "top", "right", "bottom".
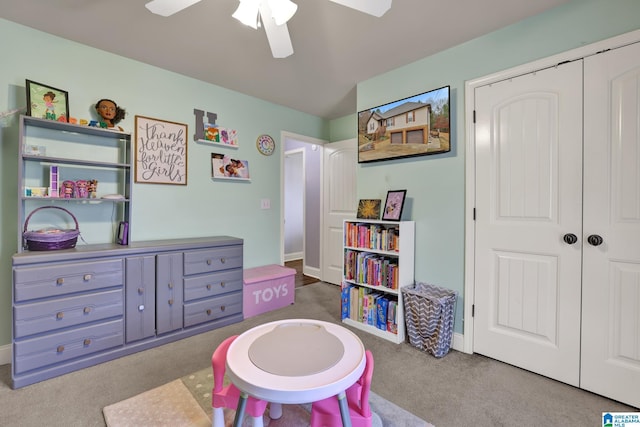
[
  {"left": 353, "top": 0, "right": 640, "bottom": 334},
  {"left": 329, "top": 113, "right": 357, "bottom": 142},
  {"left": 0, "top": 18, "right": 327, "bottom": 347}
]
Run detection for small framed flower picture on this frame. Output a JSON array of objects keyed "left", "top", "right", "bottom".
[
  {"left": 357, "top": 199, "right": 381, "bottom": 220},
  {"left": 25, "top": 80, "right": 69, "bottom": 122},
  {"left": 382, "top": 190, "right": 406, "bottom": 221}
]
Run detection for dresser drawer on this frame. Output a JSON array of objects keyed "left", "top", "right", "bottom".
[
  {"left": 14, "top": 319, "right": 123, "bottom": 374},
  {"left": 183, "top": 245, "right": 242, "bottom": 276},
  {"left": 14, "top": 289, "right": 123, "bottom": 338},
  {"left": 183, "top": 268, "right": 242, "bottom": 302},
  {"left": 183, "top": 292, "right": 242, "bottom": 328},
  {"left": 14, "top": 259, "right": 124, "bottom": 302}
]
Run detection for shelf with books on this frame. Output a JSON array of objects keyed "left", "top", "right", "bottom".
[{"left": 341, "top": 219, "right": 415, "bottom": 344}]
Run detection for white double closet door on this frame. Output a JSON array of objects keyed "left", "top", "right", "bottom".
[{"left": 473, "top": 41, "right": 640, "bottom": 408}]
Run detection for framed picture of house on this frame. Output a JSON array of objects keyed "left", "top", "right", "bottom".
[
  {"left": 25, "top": 79, "right": 69, "bottom": 122},
  {"left": 357, "top": 86, "right": 450, "bottom": 163},
  {"left": 382, "top": 190, "right": 406, "bottom": 221}
]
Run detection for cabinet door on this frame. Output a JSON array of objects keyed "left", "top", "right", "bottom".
[
  {"left": 156, "top": 252, "right": 184, "bottom": 334},
  {"left": 125, "top": 256, "right": 156, "bottom": 342}
]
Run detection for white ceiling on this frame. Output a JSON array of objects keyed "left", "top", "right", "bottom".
[{"left": 0, "top": 0, "right": 569, "bottom": 119}]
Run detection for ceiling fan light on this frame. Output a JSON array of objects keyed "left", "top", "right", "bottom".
[
  {"left": 232, "top": 0, "right": 260, "bottom": 29},
  {"left": 268, "top": 0, "right": 298, "bottom": 26}
]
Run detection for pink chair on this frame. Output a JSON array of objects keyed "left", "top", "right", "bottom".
[
  {"left": 310, "top": 350, "right": 375, "bottom": 427},
  {"left": 212, "top": 335, "right": 268, "bottom": 427}
]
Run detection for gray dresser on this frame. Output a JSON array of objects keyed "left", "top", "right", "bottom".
[{"left": 12, "top": 236, "right": 243, "bottom": 388}]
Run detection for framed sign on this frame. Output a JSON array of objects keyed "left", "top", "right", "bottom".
[
  {"left": 26, "top": 79, "right": 69, "bottom": 122},
  {"left": 135, "top": 115, "right": 188, "bottom": 185},
  {"left": 382, "top": 190, "right": 406, "bottom": 221}
]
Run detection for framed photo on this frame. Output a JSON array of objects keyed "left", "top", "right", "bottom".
[
  {"left": 358, "top": 85, "right": 450, "bottom": 163},
  {"left": 382, "top": 190, "right": 407, "bottom": 221},
  {"left": 357, "top": 199, "right": 381, "bottom": 220},
  {"left": 211, "top": 153, "right": 251, "bottom": 181},
  {"left": 26, "top": 79, "right": 69, "bottom": 122},
  {"left": 134, "top": 115, "right": 188, "bottom": 185}
]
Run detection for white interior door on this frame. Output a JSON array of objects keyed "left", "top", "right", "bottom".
[
  {"left": 581, "top": 42, "right": 640, "bottom": 408},
  {"left": 322, "top": 139, "right": 357, "bottom": 285},
  {"left": 473, "top": 61, "right": 584, "bottom": 386},
  {"left": 284, "top": 149, "right": 304, "bottom": 261}
]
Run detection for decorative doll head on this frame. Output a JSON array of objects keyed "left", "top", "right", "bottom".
[{"left": 95, "top": 99, "right": 126, "bottom": 128}]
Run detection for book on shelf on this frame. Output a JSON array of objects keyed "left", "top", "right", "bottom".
[
  {"left": 342, "top": 283, "right": 398, "bottom": 334},
  {"left": 387, "top": 300, "right": 398, "bottom": 334},
  {"left": 344, "top": 222, "right": 401, "bottom": 252},
  {"left": 341, "top": 282, "right": 351, "bottom": 320}
]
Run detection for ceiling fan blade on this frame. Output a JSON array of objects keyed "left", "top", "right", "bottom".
[
  {"left": 329, "top": 0, "right": 392, "bottom": 17},
  {"left": 259, "top": 2, "right": 294, "bottom": 58},
  {"left": 145, "top": 0, "right": 202, "bottom": 17}
]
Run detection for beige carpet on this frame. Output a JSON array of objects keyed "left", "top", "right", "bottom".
[{"left": 104, "top": 367, "right": 432, "bottom": 427}]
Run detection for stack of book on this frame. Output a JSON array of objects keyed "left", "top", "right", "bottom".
[
  {"left": 344, "top": 222, "right": 400, "bottom": 252},
  {"left": 344, "top": 249, "right": 399, "bottom": 289},
  {"left": 341, "top": 282, "right": 398, "bottom": 334}
]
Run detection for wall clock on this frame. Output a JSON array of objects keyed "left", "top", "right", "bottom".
[{"left": 256, "top": 134, "right": 275, "bottom": 156}]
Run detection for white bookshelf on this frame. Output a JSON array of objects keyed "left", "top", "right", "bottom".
[{"left": 342, "top": 220, "right": 415, "bottom": 344}]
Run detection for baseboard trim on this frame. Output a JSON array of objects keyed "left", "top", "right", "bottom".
[
  {"left": 303, "top": 265, "right": 320, "bottom": 279},
  {"left": 451, "top": 332, "right": 465, "bottom": 353},
  {"left": 284, "top": 252, "right": 303, "bottom": 262},
  {"left": 0, "top": 343, "right": 11, "bottom": 366}
]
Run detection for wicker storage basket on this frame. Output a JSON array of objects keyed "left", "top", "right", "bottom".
[
  {"left": 402, "top": 282, "right": 458, "bottom": 358},
  {"left": 23, "top": 206, "right": 80, "bottom": 251}
]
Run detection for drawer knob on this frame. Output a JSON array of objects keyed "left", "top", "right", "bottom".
[
  {"left": 206, "top": 259, "right": 212, "bottom": 265},
  {"left": 206, "top": 309, "right": 212, "bottom": 315},
  {"left": 138, "top": 304, "right": 145, "bottom": 311},
  {"left": 168, "top": 283, "right": 174, "bottom": 289},
  {"left": 83, "top": 307, "right": 91, "bottom": 314},
  {"left": 56, "top": 312, "right": 64, "bottom": 320},
  {"left": 168, "top": 298, "right": 174, "bottom": 306},
  {"left": 56, "top": 278, "right": 64, "bottom": 285},
  {"left": 220, "top": 257, "right": 226, "bottom": 264},
  {"left": 206, "top": 284, "right": 212, "bottom": 290},
  {"left": 220, "top": 281, "right": 225, "bottom": 288},
  {"left": 138, "top": 287, "right": 144, "bottom": 295},
  {"left": 221, "top": 305, "right": 226, "bottom": 312},
  {"left": 83, "top": 274, "right": 92, "bottom": 281},
  {"left": 83, "top": 339, "right": 92, "bottom": 346},
  {"left": 57, "top": 345, "right": 65, "bottom": 353}
]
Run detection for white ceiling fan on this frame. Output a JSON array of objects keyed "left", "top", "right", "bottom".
[{"left": 144, "top": 0, "right": 392, "bottom": 58}]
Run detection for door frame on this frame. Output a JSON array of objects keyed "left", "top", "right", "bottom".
[
  {"left": 463, "top": 28, "right": 640, "bottom": 354},
  {"left": 284, "top": 148, "right": 305, "bottom": 262},
  {"left": 280, "top": 131, "right": 326, "bottom": 275}
]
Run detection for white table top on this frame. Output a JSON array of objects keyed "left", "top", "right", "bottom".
[{"left": 226, "top": 319, "right": 366, "bottom": 404}]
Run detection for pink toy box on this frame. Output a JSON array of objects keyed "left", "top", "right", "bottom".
[{"left": 243, "top": 264, "right": 296, "bottom": 319}]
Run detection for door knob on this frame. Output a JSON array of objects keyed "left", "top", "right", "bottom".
[
  {"left": 563, "top": 233, "right": 578, "bottom": 245},
  {"left": 587, "top": 234, "right": 603, "bottom": 246}
]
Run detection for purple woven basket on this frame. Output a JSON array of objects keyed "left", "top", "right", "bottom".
[{"left": 23, "top": 206, "right": 80, "bottom": 251}]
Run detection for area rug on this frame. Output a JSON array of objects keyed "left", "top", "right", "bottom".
[{"left": 104, "top": 367, "right": 432, "bottom": 427}]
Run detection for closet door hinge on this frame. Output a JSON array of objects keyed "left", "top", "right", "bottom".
[
  {"left": 473, "top": 110, "right": 476, "bottom": 123},
  {"left": 472, "top": 304, "right": 475, "bottom": 317},
  {"left": 473, "top": 208, "right": 476, "bottom": 220}
]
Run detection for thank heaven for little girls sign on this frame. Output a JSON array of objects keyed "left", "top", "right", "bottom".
[{"left": 134, "top": 115, "right": 187, "bottom": 185}]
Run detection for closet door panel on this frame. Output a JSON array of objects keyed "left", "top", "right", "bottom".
[
  {"left": 473, "top": 61, "right": 583, "bottom": 386},
  {"left": 581, "top": 41, "right": 640, "bottom": 409}
]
